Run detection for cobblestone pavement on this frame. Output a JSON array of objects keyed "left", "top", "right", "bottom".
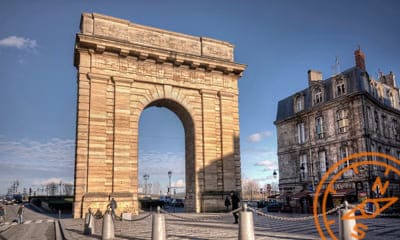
[
  {"left": 0, "top": 204, "right": 55, "bottom": 240},
  {"left": 60, "top": 210, "right": 400, "bottom": 240}
]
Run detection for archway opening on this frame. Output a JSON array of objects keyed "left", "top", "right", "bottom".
[{"left": 138, "top": 99, "right": 195, "bottom": 212}]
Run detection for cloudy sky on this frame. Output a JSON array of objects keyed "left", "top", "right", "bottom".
[{"left": 1, "top": 0, "right": 400, "bottom": 194}]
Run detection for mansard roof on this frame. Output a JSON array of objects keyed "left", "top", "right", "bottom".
[{"left": 275, "top": 66, "right": 365, "bottom": 122}]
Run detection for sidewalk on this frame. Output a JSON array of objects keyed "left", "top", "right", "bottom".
[{"left": 59, "top": 212, "right": 319, "bottom": 240}]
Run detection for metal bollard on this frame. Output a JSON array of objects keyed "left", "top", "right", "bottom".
[
  {"left": 102, "top": 210, "right": 115, "bottom": 240},
  {"left": 83, "top": 212, "right": 95, "bottom": 235},
  {"left": 238, "top": 203, "right": 255, "bottom": 240},
  {"left": 339, "top": 201, "right": 357, "bottom": 240},
  {"left": 152, "top": 206, "right": 166, "bottom": 240}
]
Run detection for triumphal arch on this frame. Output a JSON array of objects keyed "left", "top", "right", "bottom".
[{"left": 73, "top": 13, "right": 246, "bottom": 218}]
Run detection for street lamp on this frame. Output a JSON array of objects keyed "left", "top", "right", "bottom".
[
  {"left": 273, "top": 169, "right": 278, "bottom": 195},
  {"left": 168, "top": 170, "right": 172, "bottom": 196},
  {"left": 143, "top": 174, "right": 149, "bottom": 196}
]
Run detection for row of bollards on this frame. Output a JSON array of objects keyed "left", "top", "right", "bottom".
[{"left": 83, "top": 201, "right": 359, "bottom": 240}]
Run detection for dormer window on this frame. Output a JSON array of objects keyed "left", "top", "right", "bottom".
[
  {"left": 388, "top": 91, "right": 395, "bottom": 107},
  {"left": 313, "top": 87, "right": 323, "bottom": 105},
  {"left": 294, "top": 94, "right": 304, "bottom": 113},
  {"left": 335, "top": 78, "right": 346, "bottom": 97}
]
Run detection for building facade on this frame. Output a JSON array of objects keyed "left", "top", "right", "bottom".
[{"left": 275, "top": 48, "right": 400, "bottom": 212}]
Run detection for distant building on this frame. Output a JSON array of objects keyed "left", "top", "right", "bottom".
[{"left": 274, "top": 48, "right": 400, "bottom": 212}]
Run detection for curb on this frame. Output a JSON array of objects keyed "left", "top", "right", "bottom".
[
  {"left": 58, "top": 219, "right": 73, "bottom": 240},
  {"left": 55, "top": 220, "right": 63, "bottom": 240}
]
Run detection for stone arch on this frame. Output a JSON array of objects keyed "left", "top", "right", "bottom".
[
  {"left": 137, "top": 96, "right": 197, "bottom": 211},
  {"left": 72, "top": 13, "right": 246, "bottom": 218}
]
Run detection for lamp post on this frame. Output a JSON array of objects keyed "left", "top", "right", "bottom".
[
  {"left": 273, "top": 169, "right": 278, "bottom": 195},
  {"left": 168, "top": 170, "right": 172, "bottom": 196},
  {"left": 143, "top": 174, "right": 149, "bottom": 196}
]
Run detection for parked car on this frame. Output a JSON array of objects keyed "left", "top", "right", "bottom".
[
  {"left": 171, "top": 198, "right": 184, "bottom": 208},
  {"left": 266, "top": 200, "right": 283, "bottom": 212}
]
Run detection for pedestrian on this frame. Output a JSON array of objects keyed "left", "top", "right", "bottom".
[
  {"left": 224, "top": 196, "right": 231, "bottom": 212},
  {"left": 17, "top": 205, "right": 24, "bottom": 224},
  {"left": 0, "top": 204, "right": 5, "bottom": 224},
  {"left": 230, "top": 191, "right": 240, "bottom": 224},
  {"left": 107, "top": 198, "right": 117, "bottom": 219}
]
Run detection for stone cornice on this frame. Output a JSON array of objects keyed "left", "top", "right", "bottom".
[
  {"left": 200, "top": 89, "right": 218, "bottom": 96},
  {"left": 87, "top": 73, "right": 111, "bottom": 83},
  {"left": 75, "top": 34, "right": 246, "bottom": 76},
  {"left": 218, "top": 91, "right": 234, "bottom": 98}
]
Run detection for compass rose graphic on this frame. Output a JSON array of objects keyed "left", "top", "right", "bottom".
[{"left": 313, "top": 152, "right": 400, "bottom": 240}]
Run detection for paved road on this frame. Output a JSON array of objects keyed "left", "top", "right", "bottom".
[
  {"left": 60, "top": 209, "right": 400, "bottom": 239},
  {"left": 0, "top": 204, "right": 56, "bottom": 240}
]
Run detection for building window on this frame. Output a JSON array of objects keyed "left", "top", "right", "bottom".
[
  {"left": 336, "top": 109, "right": 349, "bottom": 133},
  {"left": 335, "top": 78, "right": 346, "bottom": 97},
  {"left": 297, "top": 122, "right": 306, "bottom": 143},
  {"left": 366, "top": 106, "right": 373, "bottom": 130},
  {"left": 392, "top": 118, "right": 399, "bottom": 140},
  {"left": 300, "top": 154, "right": 308, "bottom": 180},
  {"left": 295, "top": 95, "right": 303, "bottom": 112},
  {"left": 340, "top": 146, "right": 352, "bottom": 177},
  {"left": 315, "top": 116, "right": 324, "bottom": 139},
  {"left": 319, "top": 151, "right": 327, "bottom": 175},
  {"left": 382, "top": 115, "right": 389, "bottom": 138},
  {"left": 374, "top": 111, "right": 380, "bottom": 135},
  {"left": 314, "top": 87, "right": 323, "bottom": 105}
]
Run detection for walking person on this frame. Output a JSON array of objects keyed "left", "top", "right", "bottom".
[
  {"left": 107, "top": 198, "right": 117, "bottom": 220},
  {"left": 230, "top": 191, "right": 240, "bottom": 224},
  {"left": 17, "top": 205, "right": 24, "bottom": 224},
  {"left": 224, "top": 196, "right": 231, "bottom": 212},
  {"left": 0, "top": 204, "right": 5, "bottom": 224}
]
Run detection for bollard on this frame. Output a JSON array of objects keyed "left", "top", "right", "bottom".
[
  {"left": 83, "top": 212, "right": 95, "bottom": 235},
  {"left": 339, "top": 201, "right": 357, "bottom": 240},
  {"left": 238, "top": 203, "right": 255, "bottom": 240},
  {"left": 152, "top": 206, "right": 166, "bottom": 240},
  {"left": 102, "top": 210, "right": 115, "bottom": 240}
]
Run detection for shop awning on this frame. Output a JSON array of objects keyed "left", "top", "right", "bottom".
[
  {"left": 293, "top": 191, "right": 311, "bottom": 199},
  {"left": 331, "top": 189, "right": 356, "bottom": 197}
]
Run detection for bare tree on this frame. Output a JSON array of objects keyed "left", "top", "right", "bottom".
[
  {"left": 242, "top": 179, "right": 261, "bottom": 201},
  {"left": 64, "top": 183, "right": 74, "bottom": 196}
]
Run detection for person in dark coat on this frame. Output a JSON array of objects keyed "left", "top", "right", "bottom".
[
  {"left": 17, "top": 205, "right": 24, "bottom": 224},
  {"left": 107, "top": 198, "right": 117, "bottom": 219},
  {"left": 224, "top": 196, "right": 231, "bottom": 211},
  {"left": 230, "top": 191, "right": 240, "bottom": 224}
]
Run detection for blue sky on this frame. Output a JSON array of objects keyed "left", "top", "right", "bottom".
[{"left": 0, "top": 0, "right": 399, "bottom": 194}]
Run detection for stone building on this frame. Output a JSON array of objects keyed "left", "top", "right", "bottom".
[
  {"left": 73, "top": 13, "right": 245, "bottom": 218},
  {"left": 275, "top": 48, "right": 400, "bottom": 211}
]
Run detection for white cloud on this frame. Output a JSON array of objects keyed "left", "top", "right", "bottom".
[
  {"left": 254, "top": 160, "right": 278, "bottom": 171},
  {"left": 0, "top": 138, "right": 74, "bottom": 165},
  {"left": 0, "top": 36, "right": 37, "bottom": 49},
  {"left": 41, "top": 177, "right": 63, "bottom": 185},
  {"left": 172, "top": 179, "right": 185, "bottom": 188},
  {"left": 247, "top": 131, "right": 273, "bottom": 142}
]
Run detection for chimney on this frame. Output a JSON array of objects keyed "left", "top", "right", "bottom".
[
  {"left": 354, "top": 47, "right": 366, "bottom": 71},
  {"left": 308, "top": 70, "right": 322, "bottom": 85}
]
